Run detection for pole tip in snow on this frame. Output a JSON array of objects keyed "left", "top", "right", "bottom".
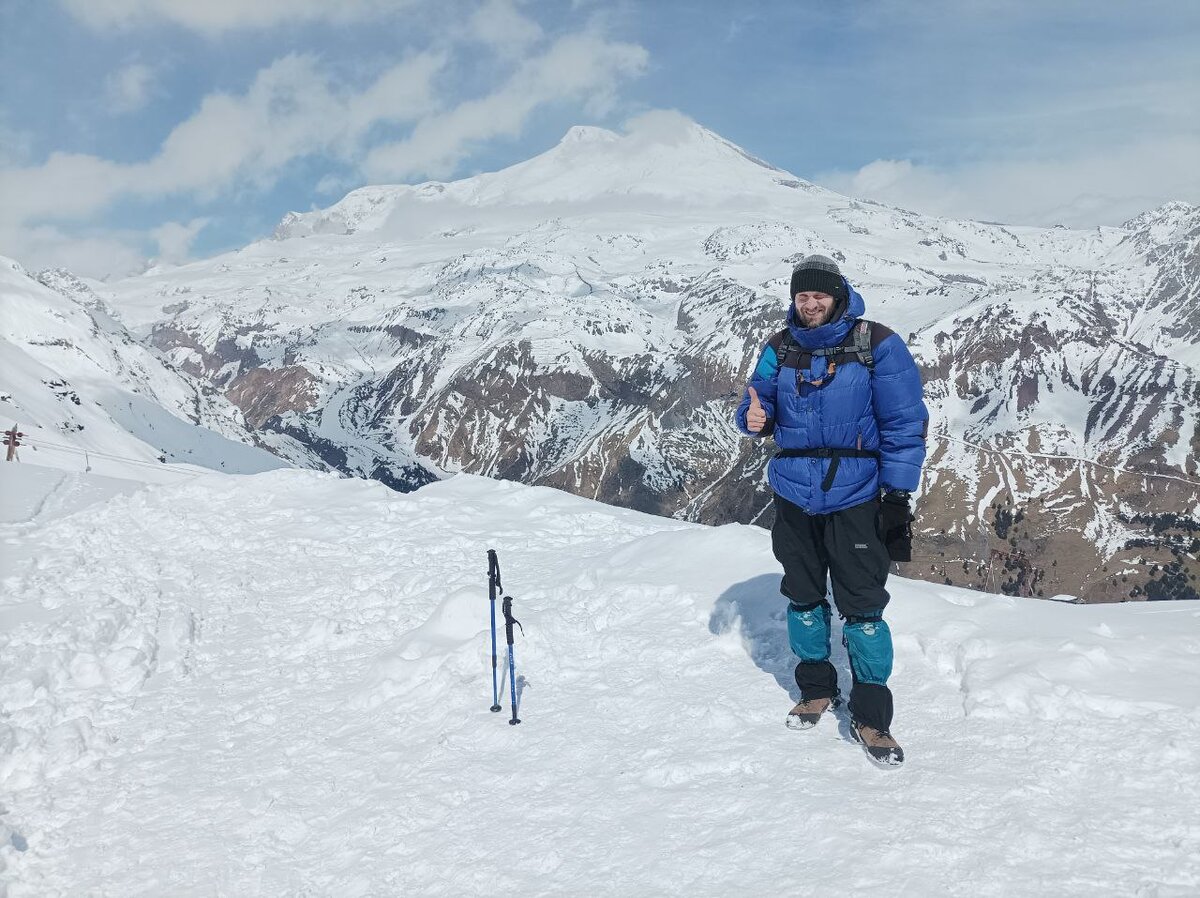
[{"left": 490, "top": 704, "right": 502, "bottom": 712}]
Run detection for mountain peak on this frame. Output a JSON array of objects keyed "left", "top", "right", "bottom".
[
  {"left": 457, "top": 111, "right": 805, "bottom": 206},
  {"left": 553, "top": 111, "right": 778, "bottom": 168},
  {"left": 273, "top": 113, "right": 818, "bottom": 240},
  {"left": 559, "top": 125, "right": 620, "bottom": 144},
  {"left": 1121, "top": 200, "right": 1198, "bottom": 236}
]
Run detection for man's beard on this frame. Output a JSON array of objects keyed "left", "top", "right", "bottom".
[{"left": 800, "top": 306, "right": 837, "bottom": 328}]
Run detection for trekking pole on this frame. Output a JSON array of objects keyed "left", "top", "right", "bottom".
[
  {"left": 502, "top": 594, "right": 524, "bottom": 725},
  {"left": 487, "top": 550, "right": 502, "bottom": 713}
]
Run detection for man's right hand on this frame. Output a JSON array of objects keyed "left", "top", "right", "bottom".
[{"left": 746, "top": 386, "right": 767, "bottom": 433}]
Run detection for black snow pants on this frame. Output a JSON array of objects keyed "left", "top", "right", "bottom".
[{"left": 772, "top": 494, "right": 895, "bottom": 732}]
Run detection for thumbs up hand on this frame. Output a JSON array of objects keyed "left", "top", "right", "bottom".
[{"left": 746, "top": 386, "right": 767, "bottom": 433}]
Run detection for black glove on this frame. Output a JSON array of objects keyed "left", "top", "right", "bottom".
[{"left": 879, "top": 490, "right": 913, "bottom": 562}]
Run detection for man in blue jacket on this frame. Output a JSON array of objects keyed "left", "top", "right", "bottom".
[{"left": 736, "top": 254, "right": 927, "bottom": 766}]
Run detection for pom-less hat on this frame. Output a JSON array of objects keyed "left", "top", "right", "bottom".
[{"left": 790, "top": 255, "right": 848, "bottom": 305}]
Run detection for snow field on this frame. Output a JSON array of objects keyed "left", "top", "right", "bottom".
[{"left": 1, "top": 468, "right": 1198, "bottom": 896}]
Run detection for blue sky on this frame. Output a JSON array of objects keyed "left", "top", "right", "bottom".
[{"left": 1, "top": 0, "right": 1197, "bottom": 278}]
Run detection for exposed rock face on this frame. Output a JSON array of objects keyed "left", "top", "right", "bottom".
[
  {"left": 226, "top": 366, "right": 320, "bottom": 429},
  {"left": 102, "top": 122, "right": 1200, "bottom": 602}
]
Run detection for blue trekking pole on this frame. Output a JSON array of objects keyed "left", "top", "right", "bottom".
[
  {"left": 487, "top": 550, "right": 502, "bottom": 713},
  {"left": 502, "top": 594, "right": 523, "bottom": 725}
]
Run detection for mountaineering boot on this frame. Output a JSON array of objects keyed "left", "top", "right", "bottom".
[
  {"left": 851, "top": 721, "right": 904, "bottom": 766},
  {"left": 785, "top": 696, "right": 833, "bottom": 730}
]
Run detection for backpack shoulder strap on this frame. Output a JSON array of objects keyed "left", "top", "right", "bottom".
[
  {"left": 852, "top": 319, "right": 875, "bottom": 371},
  {"left": 862, "top": 320, "right": 899, "bottom": 371},
  {"left": 768, "top": 328, "right": 800, "bottom": 368}
]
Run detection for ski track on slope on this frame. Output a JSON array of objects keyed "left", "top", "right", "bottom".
[{"left": 1, "top": 471, "right": 1198, "bottom": 897}]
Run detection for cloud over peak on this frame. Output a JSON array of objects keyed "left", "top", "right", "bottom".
[{"left": 362, "top": 31, "right": 648, "bottom": 182}]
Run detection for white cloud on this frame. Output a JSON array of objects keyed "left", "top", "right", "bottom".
[
  {"left": 0, "top": 217, "right": 207, "bottom": 280},
  {"left": 0, "top": 223, "right": 147, "bottom": 280},
  {"left": 59, "top": 0, "right": 410, "bottom": 33},
  {"left": 105, "top": 62, "right": 159, "bottom": 113},
  {"left": 315, "top": 172, "right": 354, "bottom": 197},
  {"left": 816, "top": 136, "right": 1200, "bottom": 227},
  {"left": 6, "top": 12, "right": 651, "bottom": 275},
  {"left": 151, "top": 217, "right": 209, "bottom": 263},
  {"left": 466, "top": 0, "right": 545, "bottom": 57},
  {"left": 808, "top": 44, "right": 1200, "bottom": 227},
  {"left": 0, "top": 152, "right": 124, "bottom": 225},
  {"left": 362, "top": 31, "right": 648, "bottom": 181},
  {"left": 0, "top": 52, "right": 444, "bottom": 229},
  {"left": 621, "top": 109, "right": 699, "bottom": 146},
  {"left": 341, "top": 53, "right": 447, "bottom": 149}
]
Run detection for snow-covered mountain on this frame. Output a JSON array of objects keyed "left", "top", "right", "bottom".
[
  {"left": 2, "top": 467, "right": 1198, "bottom": 894},
  {"left": 97, "top": 115, "right": 1200, "bottom": 601},
  {"left": 0, "top": 257, "right": 325, "bottom": 482}
]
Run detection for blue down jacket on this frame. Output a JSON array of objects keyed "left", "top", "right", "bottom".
[{"left": 735, "top": 284, "right": 928, "bottom": 514}]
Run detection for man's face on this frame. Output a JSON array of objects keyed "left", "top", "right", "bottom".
[{"left": 794, "top": 291, "right": 836, "bottom": 328}]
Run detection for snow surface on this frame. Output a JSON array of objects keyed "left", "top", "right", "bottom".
[{"left": 2, "top": 466, "right": 1198, "bottom": 895}]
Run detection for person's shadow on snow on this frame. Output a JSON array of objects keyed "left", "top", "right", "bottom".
[{"left": 709, "top": 575, "right": 854, "bottom": 734}]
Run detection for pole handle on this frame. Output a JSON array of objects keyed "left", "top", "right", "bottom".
[
  {"left": 487, "top": 548, "right": 502, "bottom": 593},
  {"left": 502, "top": 595, "right": 523, "bottom": 645}
]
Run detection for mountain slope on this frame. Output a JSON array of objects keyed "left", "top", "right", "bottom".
[
  {"left": 2, "top": 469, "right": 1198, "bottom": 895},
  {"left": 98, "top": 117, "right": 1200, "bottom": 600},
  {"left": 0, "top": 257, "right": 323, "bottom": 482}
]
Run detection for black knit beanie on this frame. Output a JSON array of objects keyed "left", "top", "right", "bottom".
[{"left": 790, "top": 255, "right": 849, "bottom": 308}]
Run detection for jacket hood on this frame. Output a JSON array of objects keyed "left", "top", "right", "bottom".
[{"left": 787, "top": 282, "right": 867, "bottom": 349}]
